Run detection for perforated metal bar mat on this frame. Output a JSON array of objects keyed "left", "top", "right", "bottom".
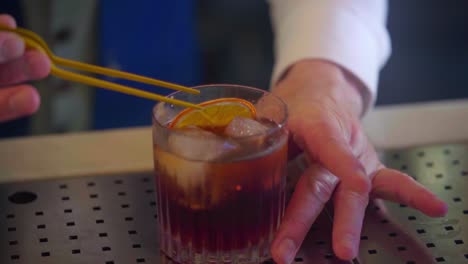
[
  {"left": 358, "top": 143, "right": 468, "bottom": 264},
  {"left": 0, "top": 143, "right": 467, "bottom": 264}
]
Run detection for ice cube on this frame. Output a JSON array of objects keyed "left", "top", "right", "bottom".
[
  {"left": 155, "top": 147, "right": 219, "bottom": 210},
  {"left": 224, "top": 117, "right": 269, "bottom": 137},
  {"left": 168, "top": 127, "right": 238, "bottom": 161},
  {"left": 155, "top": 146, "right": 207, "bottom": 190}
]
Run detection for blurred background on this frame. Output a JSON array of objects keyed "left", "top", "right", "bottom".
[{"left": 0, "top": 0, "right": 467, "bottom": 138}]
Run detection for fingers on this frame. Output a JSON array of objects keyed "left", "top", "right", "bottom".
[
  {"left": 0, "top": 14, "right": 25, "bottom": 63},
  {"left": 271, "top": 165, "right": 338, "bottom": 264},
  {"left": 300, "top": 120, "right": 370, "bottom": 194},
  {"left": 332, "top": 183, "right": 369, "bottom": 260},
  {"left": 0, "top": 84, "right": 40, "bottom": 122},
  {"left": 0, "top": 14, "right": 17, "bottom": 28},
  {"left": 0, "top": 50, "right": 51, "bottom": 85},
  {"left": 371, "top": 168, "right": 448, "bottom": 217},
  {"left": 297, "top": 121, "right": 370, "bottom": 260},
  {"left": 0, "top": 15, "right": 45, "bottom": 123},
  {"left": 0, "top": 14, "right": 50, "bottom": 83}
]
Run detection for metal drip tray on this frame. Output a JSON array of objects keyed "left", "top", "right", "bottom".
[
  {"left": 358, "top": 143, "right": 468, "bottom": 264},
  {"left": 1, "top": 143, "right": 467, "bottom": 264}
]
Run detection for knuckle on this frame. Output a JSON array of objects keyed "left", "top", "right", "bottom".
[
  {"left": 307, "top": 170, "right": 339, "bottom": 204},
  {"left": 350, "top": 192, "right": 369, "bottom": 206},
  {"left": 347, "top": 190, "right": 370, "bottom": 207},
  {"left": 283, "top": 215, "right": 310, "bottom": 234},
  {"left": 350, "top": 176, "right": 372, "bottom": 195}
]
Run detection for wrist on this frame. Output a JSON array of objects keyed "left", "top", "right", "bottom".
[{"left": 275, "top": 59, "right": 364, "bottom": 118}]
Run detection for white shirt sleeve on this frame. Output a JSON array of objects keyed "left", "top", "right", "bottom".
[{"left": 269, "top": 0, "right": 391, "bottom": 112}]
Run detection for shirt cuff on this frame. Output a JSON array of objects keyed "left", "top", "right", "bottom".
[{"left": 271, "top": 1, "right": 390, "bottom": 114}]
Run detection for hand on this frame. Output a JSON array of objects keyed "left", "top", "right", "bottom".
[
  {"left": 0, "top": 14, "right": 50, "bottom": 122},
  {"left": 270, "top": 60, "right": 448, "bottom": 262}
]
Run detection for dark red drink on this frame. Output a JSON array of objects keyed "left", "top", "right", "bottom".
[{"left": 152, "top": 85, "right": 288, "bottom": 263}]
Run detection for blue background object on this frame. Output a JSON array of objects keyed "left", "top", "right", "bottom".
[{"left": 94, "top": 0, "right": 201, "bottom": 129}]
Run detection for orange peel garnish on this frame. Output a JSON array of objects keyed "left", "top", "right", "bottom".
[{"left": 170, "top": 98, "right": 256, "bottom": 129}]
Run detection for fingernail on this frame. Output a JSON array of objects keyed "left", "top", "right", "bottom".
[
  {"left": 437, "top": 199, "right": 449, "bottom": 215},
  {"left": 9, "top": 88, "right": 33, "bottom": 114},
  {"left": 1, "top": 36, "right": 24, "bottom": 61},
  {"left": 276, "top": 238, "right": 296, "bottom": 264}
]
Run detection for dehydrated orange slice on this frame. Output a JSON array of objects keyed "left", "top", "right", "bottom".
[{"left": 170, "top": 98, "right": 256, "bottom": 129}]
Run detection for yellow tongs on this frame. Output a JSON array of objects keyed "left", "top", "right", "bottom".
[{"left": 0, "top": 25, "right": 201, "bottom": 109}]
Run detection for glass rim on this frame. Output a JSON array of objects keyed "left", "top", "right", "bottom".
[{"left": 152, "top": 84, "right": 288, "bottom": 141}]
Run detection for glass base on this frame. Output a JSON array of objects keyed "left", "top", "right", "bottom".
[{"left": 159, "top": 231, "right": 272, "bottom": 264}]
